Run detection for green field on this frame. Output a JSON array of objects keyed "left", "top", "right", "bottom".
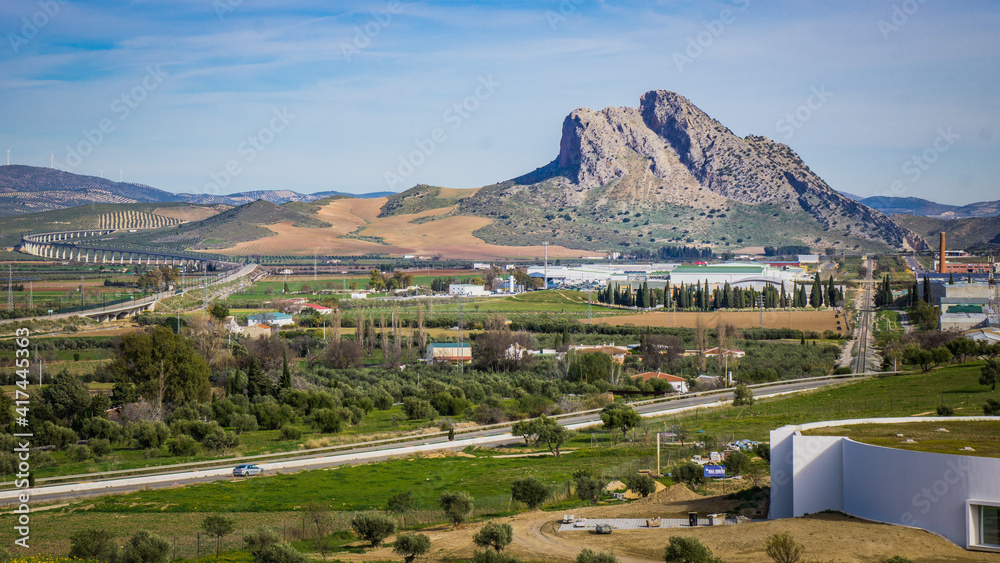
[{"left": 804, "top": 421, "right": 1000, "bottom": 458}]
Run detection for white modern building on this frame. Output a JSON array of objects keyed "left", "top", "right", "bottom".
[
  {"left": 247, "top": 312, "right": 295, "bottom": 327},
  {"left": 448, "top": 284, "right": 491, "bottom": 296},
  {"left": 770, "top": 417, "right": 1000, "bottom": 552}
]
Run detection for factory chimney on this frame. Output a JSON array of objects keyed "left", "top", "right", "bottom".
[{"left": 938, "top": 232, "right": 947, "bottom": 274}]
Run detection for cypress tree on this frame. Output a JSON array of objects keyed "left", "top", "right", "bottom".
[
  {"left": 810, "top": 276, "right": 822, "bottom": 308},
  {"left": 922, "top": 275, "right": 931, "bottom": 303}
]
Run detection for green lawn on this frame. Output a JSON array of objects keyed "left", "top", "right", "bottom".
[
  {"left": 804, "top": 421, "right": 1000, "bottom": 458},
  {"left": 644, "top": 361, "right": 1000, "bottom": 443}
]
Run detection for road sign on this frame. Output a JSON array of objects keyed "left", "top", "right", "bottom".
[{"left": 703, "top": 465, "right": 725, "bottom": 478}]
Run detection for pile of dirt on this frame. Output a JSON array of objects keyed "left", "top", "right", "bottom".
[{"left": 645, "top": 483, "right": 702, "bottom": 503}]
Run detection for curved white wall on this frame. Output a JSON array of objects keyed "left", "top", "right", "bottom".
[{"left": 769, "top": 417, "right": 1000, "bottom": 551}]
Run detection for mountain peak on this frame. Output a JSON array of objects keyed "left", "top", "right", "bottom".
[{"left": 464, "top": 90, "right": 927, "bottom": 252}]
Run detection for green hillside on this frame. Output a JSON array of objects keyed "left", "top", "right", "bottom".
[
  {"left": 892, "top": 214, "right": 1000, "bottom": 249},
  {"left": 105, "top": 200, "right": 332, "bottom": 252}
]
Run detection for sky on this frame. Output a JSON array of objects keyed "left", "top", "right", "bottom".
[{"left": 0, "top": 0, "right": 998, "bottom": 204}]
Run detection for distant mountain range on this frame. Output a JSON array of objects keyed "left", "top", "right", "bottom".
[
  {"left": 837, "top": 193, "right": 1000, "bottom": 219},
  {"left": 0, "top": 165, "right": 392, "bottom": 215}
]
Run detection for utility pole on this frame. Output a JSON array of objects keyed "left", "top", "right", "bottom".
[
  {"left": 80, "top": 276, "right": 85, "bottom": 307},
  {"left": 458, "top": 298, "right": 464, "bottom": 376},
  {"left": 6, "top": 266, "right": 11, "bottom": 311},
  {"left": 313, "top": 254, "right": 317, "bottom": 281},
  {"left": 587, "top": 289, "right": 592, "bottom": 324},
  {"left": 28, "top": 281, "right": 32, "bottom": 309}
]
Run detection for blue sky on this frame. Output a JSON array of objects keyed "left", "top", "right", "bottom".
[{"left": 1, "top": 0, "right": 997, "bottom": 204}]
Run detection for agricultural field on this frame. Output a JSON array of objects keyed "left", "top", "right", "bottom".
[{"left": 599, "top": 309, "right": 842, "bottom": 332}]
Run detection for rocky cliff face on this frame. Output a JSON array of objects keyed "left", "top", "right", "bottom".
[{"left": 463, "top": 90, "right": 926, "bottom": 252}]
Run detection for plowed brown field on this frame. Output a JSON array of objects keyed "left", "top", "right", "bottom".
[
  {"left": 598, "top": 310, "right": 841, "bottom": 332},
  {"left": 217, "top": 198, "right": 591, "bottom": 259}
]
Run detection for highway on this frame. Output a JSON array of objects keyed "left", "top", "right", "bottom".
[{"left": 0, "top": 375, "right": 856, "bottom": 506}]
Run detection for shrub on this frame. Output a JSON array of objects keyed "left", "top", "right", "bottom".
[
  {"left": 577, "top": 548, "right": 619, "bottom": 563},
  {"left": 984, "top": 399, "right": 1000, "bottom": 416},
  {"left": 403, "top": 397, "right": 438, "bottom": 420},
  {"left": 311, "top": 408, "right": 343, "bottom": 433},
  {"left": 231, "top": 413, "right": 259, "bottom": 434},
  {"left": 624, "top": 473, "right": 657, "bottom": 498},
  {"left": 88, "top": 438, "right": 113, "bottom": 457},
  {"left": 663, "top": 536, "right": 721, "bottom": 563},
  {"left": 575, "top": 473, "right": 603, "bottom": 504},
  {"left": 393, "top": 533, "right": 431, "bottom": 563},
  {"left": 472, "top": 521, "right": 513, "bottom": 553},
  {"left": 67, "top": 444, "right": 91, "bottom": 462},
  {"left": 936, "top": 405, "right": 954, "bottom": 416},
  {"left": 168, "top": 435, "right": 200, "bottom": 457},
  {"left": 350, "top": 512, "right": 396, "bottom": 547},
  {"left": 472, "top": 551, "right": 522, "bottom": 563},
  {"left": 881, "top": 557, "right": 916, "bottom": 563},
  {"left": 671, "top": 461, "right": 706, "bottom": 487},
  {"left": 279, "top": 425, "right": 302, "bottom": 440},
  {"left": 732, "top": 382, "right": 755, "bottom": 407},
  {"left": 243, "top": 527, "right": 281, "bottom": 558},
  {"left": 257, "top": 542, "right": 309, "bottom": 563},
  {"left": 68, "top": 528, "right": 118, "bottom": 562},
  {"left": 439, "top": 490, "right": 475, "bottom": 528},
  {"left": 754, "top": 443, "right": 771, "bottom": 462},
  {"left": 511, "top": 477, "right": 549, "bottom": 509},
  {"left": 765, "top": 532, "right": 803, "bottom": 563},
  {"left": 119, "top": 530, "right": 170, "bottom": 563}
]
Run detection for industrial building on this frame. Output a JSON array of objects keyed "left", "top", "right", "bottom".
[
  {"left": 425, "top": 342, "right": 472, "bottom": 364},
  {"left": 247, "top": 312, "right": 295, "bottom": 327},
  {"left": 666, "top": 263, "right": 808, "bottom": 290}
]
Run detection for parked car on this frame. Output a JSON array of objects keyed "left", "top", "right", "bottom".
[
  {"left": 233, "top": 464, "right": 264, "bottom": 477},
  {"left": 595, "top": 524, "right": 613, "bottom": 534}
]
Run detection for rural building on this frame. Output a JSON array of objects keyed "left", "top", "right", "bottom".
[
  {"left": 425, "top": 342, "right": 472, "bottom": 364},
  {"left": 247, "top": 312, "right": 294, "bottom": 327},
  {"left": 448, "top": 284, "right": 491, "bottom": 296},
  {"left": 771, "top": 417, "right": 1000, "bottom": 553},
  {"left": 301, "top": 303, "right": 332, "bottom": 314},
  {"left": 940, "top": 313, "right": 989, "bottom": 331},
  {"left": 224, "top": 316, "right": 275, "bottom": 338},
  {"left": 632, "top": 372, "right": 688, "bottom": 393},
  {"left": 681, "top": 347, "right": 745, "bottom": 358},
  {"left": 797, "top": 254, "right": 820, "bottom": 264},
  {"left": 568, "top": 344, "right": 629, "bottom": 363}
]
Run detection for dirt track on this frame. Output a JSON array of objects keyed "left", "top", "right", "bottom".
[
  {"left": 598, "top": 310, "right": 841, "bottom": 332},
  {"left": 327, "top": 485, "right": 991, "bottom": 562}
]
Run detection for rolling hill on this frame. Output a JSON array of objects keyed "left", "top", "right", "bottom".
[
  {"left": 0, "top": 165, "right": 177, "bottom": 216},
  {"left": 890, "top": 214, "right": 1000, "bottom": 249},
  {"left": 850, "top": 196, "right": 1000, "bottom": 219}
]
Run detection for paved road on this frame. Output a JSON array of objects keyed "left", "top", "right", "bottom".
[{"left": 0, "top": 377, "right": 851, "bottom": 506}]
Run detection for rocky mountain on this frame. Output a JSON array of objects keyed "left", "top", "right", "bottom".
[
  {"left": 459, "top": 90, "right": 927, "bottom": 252},
  {"left": 0, "top": 165, "right": 176, "bottom": 216},
  {"left": 847, "top": 195, "right": 1000, "bottom": 219}
]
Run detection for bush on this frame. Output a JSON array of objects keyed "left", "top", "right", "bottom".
[
  {"left": 243, "top": 527, "right": 281, "bottom": 558},
  {"left": 671, "top": 461, "right": 706, "bottom": 487},
  {"left": 765, "top": 532, "right": 803, "bottom": 563},
  {"left": 68, "top": 528, "right": 118, "bottom": 562},
  {"left": 231, "top": 412, "right": 259, "bottom": 434},
  {"left": 472, "top": 551, "right": 522, "bottom": 563},
  {"left": 66, "top": 444, "right": 91, "bottom": 462},
  {"left": 575, "top": 474, "right": 603, "bottom": 504},
  {"left": 472, "top": 521, "right": 513, "bottom": 553},
  {"left": 577, "top": 548, "right": 619, "bottom": 563},
  {"left": 403, "top": 397, "right": 438, "bottom": 420},
  {"left": 439, "top": 490, "right": 475, "bottom": 528},
  {"left": 119, "top": 530, "right": 170, "bottom": 563},
  {"left": 350, "top": 512, "right": 397, "bottom": 547},
  {"left": 257, "top": 542, "right": 309, "bottom": 563},
  {"left": 88, "top": 438, "right": 112, "bottom": 457},
  {"left": 984, "top": 399, "right": 1000, "bottom": 416},
  {"left": 936, "top": 405, "right": 954, "bottom": 416},
  {"left": 624, "top": 473, "right": 657, "bottom": 498},
  {"left": 393, "top": 533, "right": 431, "bottom": 563},
  {"left": 754, "top": 443, "right": 771, "bottom": 462},
  {"left": 732, "top": 382, "right": 755, "bottom": 407},
  {"left": 511, "top": 477, "right": 549, "bottom": 509},
  {"left": 881, "top": 557, "right": 917, "bottom": 563},
  {"left": 279, "top": 425, "right": 303, "bottom": 440},
  {"left": 663, "top": 536, "right": 721, "bottom": 563},
  {"left": 168, "top": 435, "right": 200, "bottom": 457},
  {"left": 311, "top": 408, "right": 343, "bottom": 433}
]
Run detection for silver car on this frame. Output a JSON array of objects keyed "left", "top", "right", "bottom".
[{"left": 233, "top": 463, "right": 264, "bottom": 477}]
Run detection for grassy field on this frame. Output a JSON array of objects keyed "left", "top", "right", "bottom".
[
  {"left": 643, "top": 361, "right": 1000, "bottom": 443},
  {"left": 804, "top": 421, "right": 1000, "bottom": 458}
]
